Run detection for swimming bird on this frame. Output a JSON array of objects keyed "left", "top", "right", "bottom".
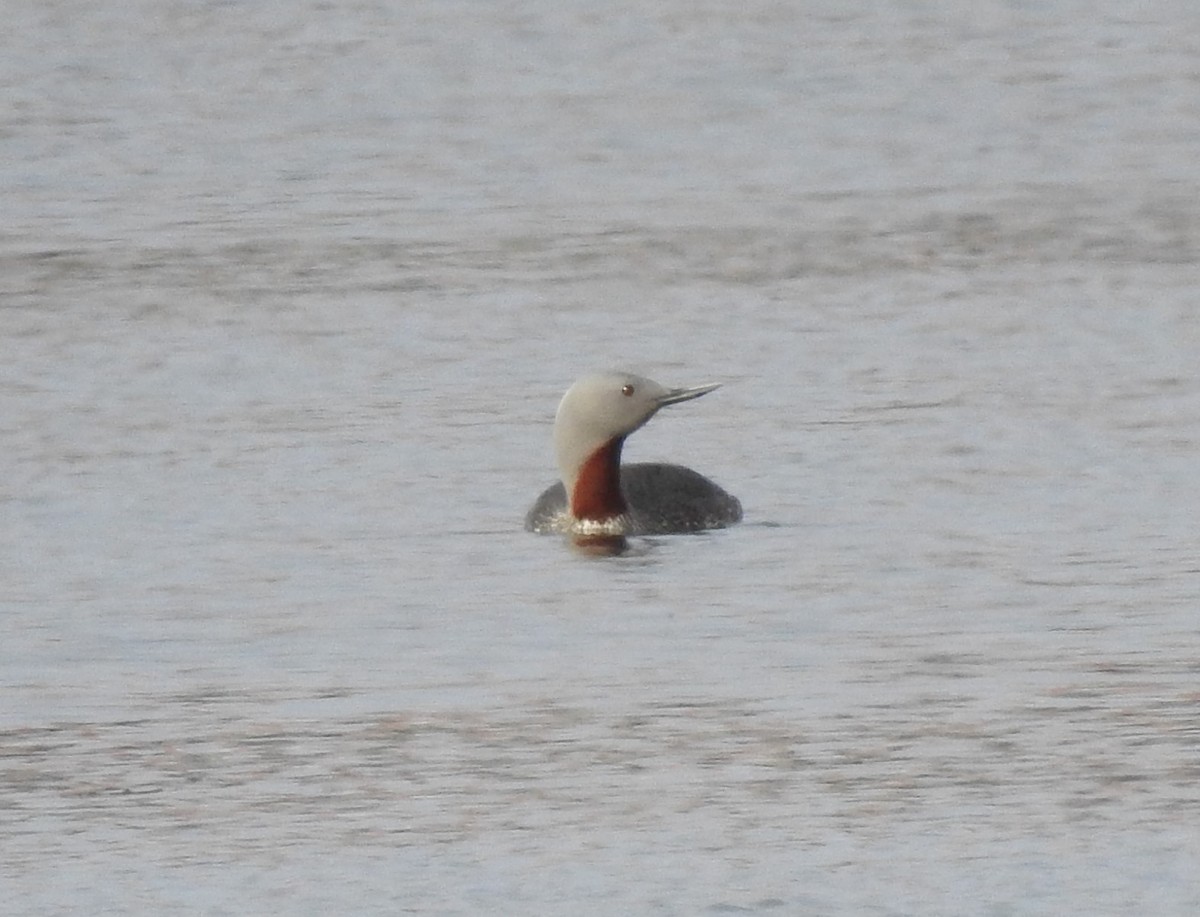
[{"left": 524, "top": 371, "right": 742, "bottom": 538}]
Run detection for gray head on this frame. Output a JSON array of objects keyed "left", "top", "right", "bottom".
[{"left": 553, "top": 371, "right": 721, "bottom": 492}]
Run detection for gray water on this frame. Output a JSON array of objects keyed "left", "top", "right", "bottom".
[{"left": 3, "top": 1, "right": 1200, "bottom": 914}]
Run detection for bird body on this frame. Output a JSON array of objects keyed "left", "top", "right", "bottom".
[{"left": 525, "top": 372, "right": 742, "bottom": 537}]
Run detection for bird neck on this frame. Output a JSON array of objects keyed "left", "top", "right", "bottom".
[{"left": 569, "top": 437, "right": 628, "bottom": 524}]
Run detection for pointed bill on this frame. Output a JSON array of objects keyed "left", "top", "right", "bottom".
[{"left": 656, "top": 382, "right": 722, "bottom": 407}]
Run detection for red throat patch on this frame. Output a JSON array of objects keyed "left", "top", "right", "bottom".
[{"left": 570, "top": 438, "right": 627, "bottom": 522}]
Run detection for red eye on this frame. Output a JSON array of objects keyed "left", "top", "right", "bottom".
[{"left": 621, "top": 384, "right": 635, "bottom": 396}]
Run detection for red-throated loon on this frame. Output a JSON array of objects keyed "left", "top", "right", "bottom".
[{"left": 525, "top": 372, "right": 742, "bottom": 538}]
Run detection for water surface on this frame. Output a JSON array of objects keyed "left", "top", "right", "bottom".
[{"left": 3, "top": 1, "right": 1199, "bottom": 914}]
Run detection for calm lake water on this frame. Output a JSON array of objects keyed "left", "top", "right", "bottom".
[{"left": 3, "top": 1, "right": 1199, "bottom": 914}]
